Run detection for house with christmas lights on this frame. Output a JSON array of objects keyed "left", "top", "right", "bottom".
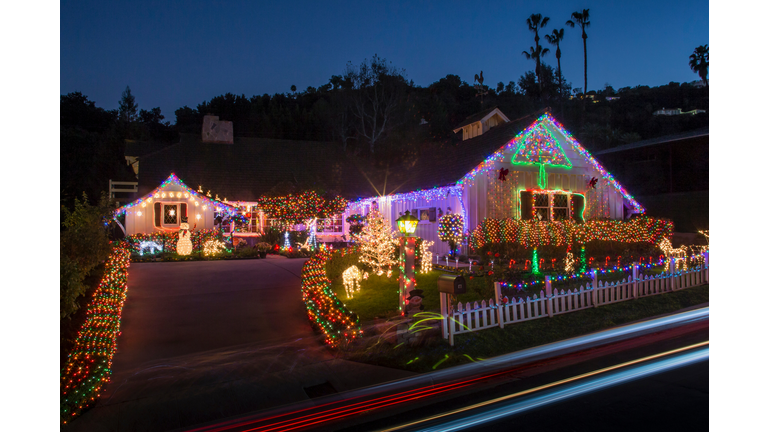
[
  {"left": 114, "top": 174, "right": 237, "bottom": 235},
  {"left": 121, "top": 110, "right": 645, "bottom": 256},
  {"left": 343, "top": 109, "right": 645, "bottom": 257}
]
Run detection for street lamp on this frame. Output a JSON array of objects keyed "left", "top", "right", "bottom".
[
  {"left": 395, "top": 210, "right": 420, "bottom": 316},
  {"left": 396, "top": 210, "right": 419, "bottom": 236}
]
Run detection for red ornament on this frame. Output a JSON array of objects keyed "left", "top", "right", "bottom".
[
  {"left": 589, "top": 177, "right": 599, "bottom": 189},
  {"left": 498, "top": 167, "right": 510, "bottom": 181}
]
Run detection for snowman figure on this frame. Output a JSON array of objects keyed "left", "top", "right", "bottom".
[{"left": 177, "top": 218, "right": 193, "bottom": 256}]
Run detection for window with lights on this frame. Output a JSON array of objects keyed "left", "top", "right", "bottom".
[
  {"left": 521, "top": 190, "right": 584, "bottom": 222},
  {"left": 317, "top": 214, "right": 343, "bottom": 233}
]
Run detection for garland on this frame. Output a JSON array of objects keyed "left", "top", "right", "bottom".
[
  {"left": 258, "top": 191, "right": 348, "bottom": 225},
  {"left": 60, "top": 243, "right": 131, "bottom": 423},
  {"left": 300, "top": 247, "right": 362, "bottom": 347},
  {"left": 469, "top": 217, "right": 673, "bottom": 249}
]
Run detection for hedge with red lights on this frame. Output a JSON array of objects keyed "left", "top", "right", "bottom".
[
  {"left": 60, "top": 242, "right": 131, "bottom": 423},
  {"left": 125, "top": 229, "right": 221, "bottom": 255},
  {"left": 301, "top": 247, "right": 362, "bottom": 347},
  {"left": 469, "top": 217, "right": 674, "bottom": 250}
]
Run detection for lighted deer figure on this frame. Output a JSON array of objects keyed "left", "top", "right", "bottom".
[
  {"left": 659, "top": 238, "right": 689, "bottom": 271},
  {"left": 343, "top": 265, "right": 364, "bottom": 299}
]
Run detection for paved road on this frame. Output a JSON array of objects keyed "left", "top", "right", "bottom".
[{"left": 66, "top": 257, "right": 414, "bottom": 432}]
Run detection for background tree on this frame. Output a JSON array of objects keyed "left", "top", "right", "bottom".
[
  {"left": 566, "top": 9, "right": 591, "bottom": 97},
  {"left": 344, "top": 54, "right": 411, "bottom": 154},
  {"left": 525, "top": 13, "right": 550, "bottom": 94},
  {"left": 544, "top": 28, "right": 566, "bottom": 99},
  {"left": 689, "top": 44, "right": 709, "bottom": 87},
  {"left": 118, "top": 86, "right": 138, "bottom": 123},
  {"left": 522, "top": 45, "right": 550, "bottom": 98}
]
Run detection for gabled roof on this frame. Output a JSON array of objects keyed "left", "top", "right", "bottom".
[
  {"left": 385, "top": 110, "right": 547, "bottom": 195},
  {"left": 114, "top": 173, "right": 236, "bottom": 216},
  {"left": 452, "top": 112, "right": 646, "bottom": 213},
  {"left": 136, "top": 134, "right": 377, "bottom": 201},
  {"left": 452, "top": 106, "right": 510, "bottom": 132},
  {"left": 593, "top": 128, "right": 709, "bottom": 155}
]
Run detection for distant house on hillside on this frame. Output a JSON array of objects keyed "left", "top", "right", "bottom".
[
  {"left": 653, "top": 107, "right": 707, "bottom": 116},
  {"left": 452, "top": 107, "right": 510, "bottom": 141}
]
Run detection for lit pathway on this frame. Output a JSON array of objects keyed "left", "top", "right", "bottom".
[{"left": 66, "top": 257, "right": 414, "bottom": 432}]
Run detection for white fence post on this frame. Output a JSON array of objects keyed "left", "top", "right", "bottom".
[
  {"left": 494, "top": 282, "right": 505, "bottom": 329},
  {"left": 632, "top": 262, "right": 639, "bottom": 299},
  {"left": 545, "top": 276, "right": 553, "bottom": 318},
  {"left": 440, "top": 292, "right": 450, "bottom": 340},
  {"left": 670, "top": 257, "right": 676, "bottom": 291},
  {"left": 704, "top": 250, "right": 709, "bottom": 283},
  {"left": 591, "top": 270, "right": 599, "bottom": 307}
]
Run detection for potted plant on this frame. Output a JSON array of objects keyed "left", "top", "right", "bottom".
[{"left": 255, "top": 242, "right": 271, "bottom": 259}]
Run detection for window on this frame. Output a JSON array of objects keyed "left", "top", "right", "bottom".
[
  {"left": 533, "top": 194, "right": 550, "bottom": 221},
  {"left": 416, "top": 208, "right": 436, "bottom": 223},
  {"left": 552, "top": 194, "right": 568, "bottom": 220},
  {"left": 317, "top": 214, "right": 343, "bottom": 233},
  {"left": 522, "top": 191, "right": 576, "bottom": 222}
]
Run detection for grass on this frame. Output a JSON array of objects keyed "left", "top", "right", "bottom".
[
  {"left": 342, "top": 284, "right": 709, "bottom": 373},
  {"left": 330, "top": 264, "right": 673, "bottom": 323},
  {"left": 330, "top": 270, "right": 491, "bottom": 322}
]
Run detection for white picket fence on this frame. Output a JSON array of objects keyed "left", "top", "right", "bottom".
[{"left": 441, "top": 256, "right": 709, "bottom": 345}]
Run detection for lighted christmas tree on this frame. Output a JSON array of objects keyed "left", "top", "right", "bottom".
[
  {"left": 438, "top": 213, "right": 464, "bottom": 258},
  {"left": 511, "top": 123, "right": 572, "bottom": 188},
  {"left": 353, "top": 210, "right": 396, "bottom": 276}
]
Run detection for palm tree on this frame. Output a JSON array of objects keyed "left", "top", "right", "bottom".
[
  {"left": 566, "top": 9, "right": 591, "bottom": 97},
  {"left": 544, "top": 28, "right": 565, "bottom": 99},
  {"left": 526, "top": 13, "right": 550, "bottom": 94},
  {"left": 522, "top": 45, "right": 550, "bottom": 97},
  {"left": 689, "top": 44, "right": 709, "bottom": 87}
]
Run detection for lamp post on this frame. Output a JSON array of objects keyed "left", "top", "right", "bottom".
[{"left": 396, "top": 210, "right": 419, "bottom": 316}]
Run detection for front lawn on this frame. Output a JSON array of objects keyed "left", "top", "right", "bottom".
[
  {"left": 342, "top": 284, "right": 709, "bottom": 373},
  {"left": 330, "top": 270, "right": 490, "bottom": 322}
]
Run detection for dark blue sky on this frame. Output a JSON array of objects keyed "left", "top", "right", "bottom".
[{"left": 61, "top": 0, "right": 708, "bottom": 122}]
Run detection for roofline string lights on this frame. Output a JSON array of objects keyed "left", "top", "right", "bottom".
[{"left": 113, "top": 173, "right": 237, "bottom": 218}]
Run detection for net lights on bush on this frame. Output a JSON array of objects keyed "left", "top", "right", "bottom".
[
  {"left": 469, "top": 217, "right": 673, "bottom": 250},
  {"left": 300, "top": 248, "right": 362, "bottom": 347},
  {"left": 61, "top": 243, "right": 131, "bottom": 423},
  {"left": 438, "top": 213, "right": 464, "bottom": 257}
]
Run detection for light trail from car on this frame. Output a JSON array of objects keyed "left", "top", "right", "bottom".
[{"left": 379, "top": 341, "right": 709, "bottom": 432}]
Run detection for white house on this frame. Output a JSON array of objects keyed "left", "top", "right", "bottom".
[
  {"left": 114, "top": 174, "right": 235, "bottom": 235},
  {"left": 342, "top": 110, "right": 644, "bottom": 257}
]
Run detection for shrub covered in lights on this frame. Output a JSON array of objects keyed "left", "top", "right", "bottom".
[
  {"left": 300, "top": 247, "right": 362, "bottom": 347},
  {"left": 437, "top": 214, "right": 464, "bottom": 257},
  {"left": 469, "top": 217, "right": 673, "bottom": 250},
  {"left": 60, "top": 243, "right": 131, "bottom": 423}
]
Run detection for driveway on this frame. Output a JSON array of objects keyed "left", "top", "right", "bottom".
[{"left": 66, "top": 257, "right": 414, "bottom": 432}]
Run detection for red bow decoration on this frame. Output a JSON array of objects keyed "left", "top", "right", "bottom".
[
  {"left": 498, "top": 167, "right": 510, "bottom": 181},
  {"left": 589, "top": 177, "right": 599, "bottom": 189}
]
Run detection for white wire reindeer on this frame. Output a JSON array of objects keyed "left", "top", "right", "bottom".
[{"left": 659, "top": 237, "right": 689, "bottom": 271}]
